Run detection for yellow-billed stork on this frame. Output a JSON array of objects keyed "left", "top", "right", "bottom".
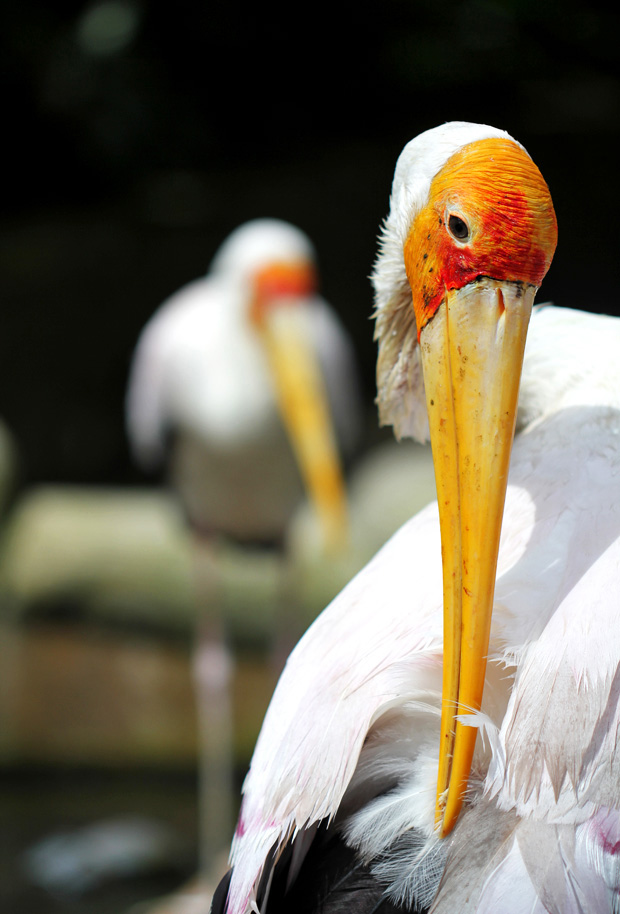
[
  {"left": 127, "top": 218, "right": 360, "bottom": 548},
  {"left": 126, "top": 218, "right": 361, "bottom": 873},
  {"left": 212, "top": 124, "right": 620, "bottom": 913}
]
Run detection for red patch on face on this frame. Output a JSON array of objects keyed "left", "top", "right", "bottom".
[
  {"left": 404, "top": 138, "right": 558, "bottom": 335},
  {"left": 250, "top": 260, "right": 317, "bottom": 325},
  {"left": 255, "top": 261, "right": 316, "bottom": 300}
]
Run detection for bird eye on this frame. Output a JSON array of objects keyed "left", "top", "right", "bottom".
[{"left": 448, "top": 214, "right": 470, "bottom": 242}]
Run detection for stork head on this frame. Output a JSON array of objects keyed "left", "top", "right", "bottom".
[
  {"left": 373, "top": 122, "right": 557, "bottom": 835},
  {"left": 210, "top": 218, "right": 317, "bottom": 309},
  {"left": 212, "top": 219, "right": 349, "bottom": 551}
]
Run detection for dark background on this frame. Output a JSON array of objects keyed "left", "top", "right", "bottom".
[{"left": 2, "top": 0, "right": 619, "bottom": 487}]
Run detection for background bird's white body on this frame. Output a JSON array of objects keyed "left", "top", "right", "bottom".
[
  {"left": 126, "top": 219, "right": 361, "bottom": 883},
  {"left": 126, "top": 219, "right": 360, "bottom": 541},
  {"left": 227, "top": 305, "right": 620, "bottom": 913}
]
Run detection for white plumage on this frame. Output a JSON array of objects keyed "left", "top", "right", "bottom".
[
  {"left": 125, "top": 218, "right": 361, "bottom": 878},
  {"left": 219, "top": 127, "right": 620, "bottom": 913},
  {"left": 126, "top": 218, "right": 360, "bottom": 542}
]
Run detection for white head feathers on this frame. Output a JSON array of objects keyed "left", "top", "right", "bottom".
[
  {"left": 372, "top": 122, "right": 521, "bottom": 442},
  {"left": 209, "top": 218, "right": 316, "bottom": 285}
]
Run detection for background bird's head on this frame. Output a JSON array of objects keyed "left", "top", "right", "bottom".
[{"left": 208, "top": 218, "right": 318, "bottom": 322}]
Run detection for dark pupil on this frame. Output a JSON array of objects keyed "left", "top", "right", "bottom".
[{"left": 449, "top": 215, "right": 469, "bottom": 240}]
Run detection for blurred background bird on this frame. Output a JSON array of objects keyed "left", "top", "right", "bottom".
[
  {"left": 213, "top": 123, "right": 620, "bottom": 914},
  {"left": 125, "top": 217, "right": 362, "bottom": 882},
  {"left": 126, "top": 218, "right": 360, "bottom": 550}
]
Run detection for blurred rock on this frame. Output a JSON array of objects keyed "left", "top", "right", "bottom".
[
  {"left": 0, "top": 485, "right": 291, "bottom": 644},
  {"left": 0, "top": 486, "right": 195, "bottom": 632},
  {"left": 0, "top": 619, "right": 275, "bottom": 766},
  {"left": 0, "top": 483, "right": 291, "bottom": 768},
  {"left": 0, "top": 620, "right": 197, "bottom": 765}
]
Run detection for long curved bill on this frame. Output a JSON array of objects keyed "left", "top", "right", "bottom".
[
  {"left": 418, "top": 278, "right": 534, "bottom": 837},
  {"left": 258, "top": 306, "right": 349, "bottom": 552}
]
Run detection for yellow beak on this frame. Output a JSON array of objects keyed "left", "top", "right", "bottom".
[
  {"left": 258, "top": 306, "right": 349, "bottom": 552},
  {"left": 418, "top": 278, "right": 534, "bottom": 837}
]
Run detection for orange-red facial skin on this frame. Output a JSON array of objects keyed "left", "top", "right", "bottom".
[
  {"left": 404, "top": 138, "right": 558, "bottom": 337},
  {"left": 250, "top": 261, "right": 317, "bottom": 325}
]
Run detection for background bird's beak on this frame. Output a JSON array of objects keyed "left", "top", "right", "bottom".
[
  {"left": 418, "top": 278, "right": 534, "bottom": 837},
  {"left": 257, "top": 305, "right": 349, "bottom": 552}
]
